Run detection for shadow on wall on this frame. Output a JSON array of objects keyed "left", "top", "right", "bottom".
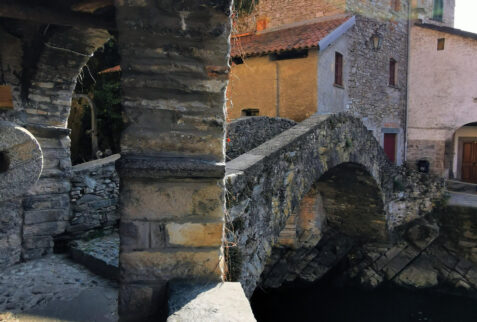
[{"left": 316, "top": 162, "right": 386, "bottom": 241}]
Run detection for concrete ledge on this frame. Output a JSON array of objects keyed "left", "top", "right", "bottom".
[
  {"left": 72, "top": 154, "right": 120, "bottom": 172},
  {"left": 168, "top": 282, "right": 256, "bottom": 322}
]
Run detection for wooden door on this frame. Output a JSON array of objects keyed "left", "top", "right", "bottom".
[
  {"left": 462, "top": 141, "right": 477, "bottom": 183},
  {"left": 384, "top": 133, "right": 397, "bottom": 163}
]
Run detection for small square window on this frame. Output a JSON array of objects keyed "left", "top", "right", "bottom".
[
  {"left": 437, "top": 38, "right": 445, "bottom": 50},
  {"left": 241, "top": 109, "right": 259, "bottom": 117}
]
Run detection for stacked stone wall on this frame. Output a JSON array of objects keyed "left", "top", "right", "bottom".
[
  {"left": 226, "top": 116, "right": 296, "bottom": 160},
  {"left": 0, "top": 23, "right": 110, "bottom": 261},
  {"left": 69, "top": 154, "right": 120, "bottom": 239}
]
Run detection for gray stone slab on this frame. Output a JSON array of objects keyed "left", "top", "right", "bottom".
[{"left": 168, "top": 282, "right": 256, "bottom": 322}]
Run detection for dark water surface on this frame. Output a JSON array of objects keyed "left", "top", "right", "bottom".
[{"left": 252, "top": 286, "right": 477, "bottom": 322}]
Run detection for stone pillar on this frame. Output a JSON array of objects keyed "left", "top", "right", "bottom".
[{"left": 114, "top": 0, "right": 232, "bottom": 320}]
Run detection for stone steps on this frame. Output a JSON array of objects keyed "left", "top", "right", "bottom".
[
  {"left": 447, "top": 191, "right": 477, "bottom": 208},
  {"left": 447, "top": 180, "right": 477, "bottom": 194},
  {"left": 69, "top": 233, "right": 119, "bottom": 281}
]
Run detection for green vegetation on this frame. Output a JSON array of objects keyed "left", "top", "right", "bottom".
[
  {"left": 71, "top": 38, "right": 122, "bottom": 164},
  {"left": 234, "top": 0, "right": 259, "bottom": 13}
]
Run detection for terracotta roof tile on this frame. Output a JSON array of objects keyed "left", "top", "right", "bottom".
[{"left": 231, "top": 16, "right": 351, "bottom": 58}]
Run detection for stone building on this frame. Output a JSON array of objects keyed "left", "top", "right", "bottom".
[
  {"left": 407, "top": 2, "right": 477, "bottom": 180},
  {"left": 227, "top": 0, "right": 410, "bottom": 165},
  {"left": 406, "top": 0, "right": 474, "bottom": 179}
]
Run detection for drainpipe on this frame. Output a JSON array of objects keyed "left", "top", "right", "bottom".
[
  {"left": 73, "top": 94, "right": 98, "bottom": 159},
  {"left": 275, "top": 61, "right": 280, "bottom": 117}
]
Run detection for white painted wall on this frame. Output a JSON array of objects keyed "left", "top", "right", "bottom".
[{"left": 408, "top": 26, "right": 477, "bottom": 144}]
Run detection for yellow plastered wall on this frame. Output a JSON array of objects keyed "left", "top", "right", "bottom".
[{"left": 227, "top": 50, "right": 318, "bottom": 122}]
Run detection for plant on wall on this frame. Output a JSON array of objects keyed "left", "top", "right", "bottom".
[{"left": 234, "top": 0, "right": 259, "bottom": 13}]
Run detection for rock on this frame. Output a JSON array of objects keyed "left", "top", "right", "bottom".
[{"left": 395, "top": 257, "right": 438, "bottom": 288}]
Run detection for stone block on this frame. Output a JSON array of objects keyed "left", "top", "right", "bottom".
[
  {"left": 150, "top": 222, "right": 167, "bottom": 249},
  {"left": 27, "top": 178, "right": 71, "bottom": 195},
  {"left": 168, "top": 282, "right": 256, "bottom": 322},
  {"left": 166, "top": 222, "right": 223, "bottom": 247},
  {"left": 120, "top": 221, "right": 150, "bottom": 250},
  {"left": 23, "top": 193, "right": 69, "bottom": 211},
  {"left": 23, "top": 221, "right": 67, "bottom": 237},
  {"left": 121, "top": 249, "right": 223, "bottom": 282},
  {"left": 24, "top": 209, "right": 69, "bottom": 225},
  {"left": 119, "top": 283, "right": 167, "bottom": 321},
  {"left": 121, "top": 179, "right": 224, "bottom": 221}
]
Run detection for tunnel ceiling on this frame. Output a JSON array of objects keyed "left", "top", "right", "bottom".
[
  {"left": 316, "top": 162, "right": 387, "bottom": 241},
  {"left": 0, "top": 0, "right": 116, "bottom": 30}
]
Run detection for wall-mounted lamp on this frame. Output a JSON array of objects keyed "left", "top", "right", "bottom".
[{"left": 371, "top": 33, "right": 382, "bottom": 51}]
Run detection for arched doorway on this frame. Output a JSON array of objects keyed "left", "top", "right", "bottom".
[{"left": 452, "top": 122, "right": 477, "bottom": 183}]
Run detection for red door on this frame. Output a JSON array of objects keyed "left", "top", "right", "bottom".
[
  {"left": 461, "top": 142, "right": 477, "bottom": 183},
  {"left": 384, "top": 133, "right": 397, "bottom": 163}
]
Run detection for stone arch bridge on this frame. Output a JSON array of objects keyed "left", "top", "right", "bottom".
[
  {"left": 0, "top": 1, "right": 448, "bottom": 320},
  {"left": 226, "top": 113, "right": 444, "bottom": 296}
]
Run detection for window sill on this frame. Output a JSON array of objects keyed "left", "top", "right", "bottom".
[{"left": 333, "top": 83, "right": 344, "bottom": 89}]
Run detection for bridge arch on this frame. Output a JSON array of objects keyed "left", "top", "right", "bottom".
[{"left": 225, "top": 113, "right": 444, "bottom": 296}]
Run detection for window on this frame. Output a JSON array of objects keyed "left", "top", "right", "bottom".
[
  {"left": 241, "top": 109, "right": 259, "bottom": 117},
  {"left": 437, "top": 38, "right": 445, "bottom": 50},
  {"left": 384, "top": 133, "right": 397, "bottom": 163},
  {"left": 389, "top": 58, "right": 397, "bottom": 86},
  {"left": 270, "top": 49, "right": 308, "bottom": 61},
  {"left": 232, "top": 57, "right": 244, "bottom": 65},
  {"left": 391, "top": 0, "right": 401, "bottom": 11},
  {"left": 334, "top": 52, "right": 343, "bottom": 86},
  {"left": 433, "top": 0, "right": 443, "bottom": 21}
]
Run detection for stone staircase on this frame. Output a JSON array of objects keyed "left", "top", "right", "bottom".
[
  {"left": 447, "top": 180, "right": 477, "bottom": 208},
  {"left": 69, "top": 232, "right": 119, "bottom": 281}
]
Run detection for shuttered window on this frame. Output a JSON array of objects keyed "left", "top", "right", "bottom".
[
  {"left": 433, "top": 0, "right": 443, "bottom": 21},
  {"left": 334, "top": 52, "right": 343, "bottom": 86}
]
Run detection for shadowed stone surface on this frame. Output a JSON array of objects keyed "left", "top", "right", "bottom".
[
  {"left": 70, "top": 233, "right": 119, "bottom": 281},
  {"left": 0, "top": 254, "right": 117, "bottom": 321}
]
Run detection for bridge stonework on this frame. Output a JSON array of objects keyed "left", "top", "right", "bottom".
[{"left": 225, "top": 113, "right": 444, "bottom": 296}]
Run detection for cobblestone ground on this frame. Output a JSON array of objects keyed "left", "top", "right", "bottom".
[{"left": 0, "top": 254, "right": 118, "bottom": 321}]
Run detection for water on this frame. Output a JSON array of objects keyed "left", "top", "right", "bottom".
[{"left": 252, "top": 285, "right": 477, "bottom": 322}]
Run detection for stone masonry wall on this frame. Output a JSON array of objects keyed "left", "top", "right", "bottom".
[
  {"left": 226, "top": 116, "right": 296, "bottom": 160},
  {"left": 345, "top": 1, "right": 409, "bottom": 164},
  {"left": 115, "top": 1, "right": 232, "bottom": 319},
  {"left": 69, "top": 154, "right": 120, "bottom": 239},
  {"left": 225, "top": 113, "right": 444, "bottom": 296},
  {"left": 0, "top": 24, "right": 110, "bottom": 262}
]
